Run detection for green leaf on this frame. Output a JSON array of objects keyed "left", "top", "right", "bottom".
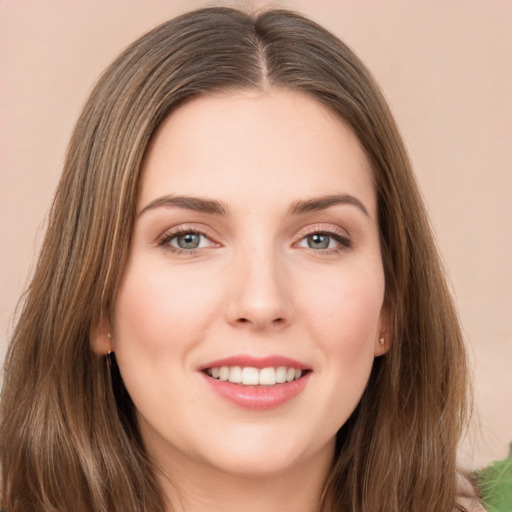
[{"left": 473, "top": 443, "right": 512, "bottom": 512}]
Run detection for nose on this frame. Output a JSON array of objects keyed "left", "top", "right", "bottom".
[{"left": 225, "top": 246, "right": 292, "bottom": 331}]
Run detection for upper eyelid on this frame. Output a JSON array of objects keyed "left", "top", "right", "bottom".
[
  {"left": 157, "top": 223, "right": 219, "bottom": 241},
  {"left": 294, "top": 223, "right": 350, "bottom": 239}
]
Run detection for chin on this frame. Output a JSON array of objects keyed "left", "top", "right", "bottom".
[
  {"left": 205, "top": 445, "right": 307, "bottom": 478},
  {"left": 197, "top": 426, "right": 335, "bottom": 479}
]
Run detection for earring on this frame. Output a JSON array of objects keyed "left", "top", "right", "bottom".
[
  {"left": 378, "top": 337, "right": 385, "bottom": 345},
  {"left": 106, "top": 351, "right": 115, "bottom": 367}
]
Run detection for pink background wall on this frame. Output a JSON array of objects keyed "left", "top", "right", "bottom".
[{"left": 1, "top": 0, "right": 511, "bottom": 470}]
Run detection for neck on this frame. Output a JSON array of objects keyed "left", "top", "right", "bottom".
[{"left": 151, "top": 441, "right": 334, "bottom": 512}]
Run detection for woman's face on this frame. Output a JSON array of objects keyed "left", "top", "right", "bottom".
[{"left": 99, "top": 89, "right": 387, "bottom": 478}]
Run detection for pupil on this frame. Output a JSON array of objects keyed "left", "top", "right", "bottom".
[
  {"left": 178, "top": 233, "right": 200, "bottom": 249},
  {"left": 308, "top": 234, "right": 329, "bottom": 249}
]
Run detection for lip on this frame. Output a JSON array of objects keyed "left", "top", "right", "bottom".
[
  {"left": 198, "top": 355, "right": 310, "bottom": 371},
  {"left": 201, "top": 371, "right": 311, "bottom": 410},
  {"left": 198, "top": 354, "right": 312, "bottom": 411}
]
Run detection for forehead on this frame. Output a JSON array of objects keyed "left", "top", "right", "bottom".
[{"left": 139, "top": 89, "right": 375, "bottom": 215}]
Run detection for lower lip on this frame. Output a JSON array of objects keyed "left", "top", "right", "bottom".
[{"left": 201, "top": 372, "right": 311, "bottom": 411}]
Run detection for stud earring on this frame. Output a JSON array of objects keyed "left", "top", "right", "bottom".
[{"left": 378, "top": 337, "right": 385, "bottom": 345}]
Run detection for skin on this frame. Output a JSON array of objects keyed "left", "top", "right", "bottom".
[{"left": 93, "top": 89, "right": 388, "bottom": 512}]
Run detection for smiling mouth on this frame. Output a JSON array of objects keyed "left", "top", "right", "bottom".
[{"left": 203, "top": 366, "right": 308, "bottom": 386}]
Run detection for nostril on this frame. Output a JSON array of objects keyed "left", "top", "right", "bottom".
[{"left": 235, "top": 317, "right": 285, "bottom": 326}]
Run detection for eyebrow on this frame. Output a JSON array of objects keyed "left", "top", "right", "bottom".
[
  {"left": 138, "top": 193, "right": 369, "bottom": 218},
  {"left": 287, "top": 194, "right": 369, "bottom": 217},
  {"left": 138, "top": 195, "right": 230, "bottom": 217}
]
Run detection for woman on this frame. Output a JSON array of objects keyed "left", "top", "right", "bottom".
[{"left": 0, "top": 7, "right": 482, "bottom": 512}]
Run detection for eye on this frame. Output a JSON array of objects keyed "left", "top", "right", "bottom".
[
  {"left": 304, "top": 233, "right": 333, "bottom": 250},
  {"left": 296, "top": 230, "right": 352, "bottom": 251},
  {"left": 172, "top": 232, "right": 206, "bottom": 250},
  {"left": 159, "top": 229, "right": 216, "bottom": 252}
]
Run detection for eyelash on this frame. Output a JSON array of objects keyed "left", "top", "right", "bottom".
[
  {"left": 297, "top": 227, "right": 353, "bottom": 253},
  {"left": 158, "top": 227, "right": 218, "bottom": 256},
  {"left": 157, "top": 226, "right": 352, "bottom": 256}
]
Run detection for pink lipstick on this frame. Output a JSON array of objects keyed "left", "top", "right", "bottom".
[{"left": 199, "top": 355, "right": 311, "bottom": 410}]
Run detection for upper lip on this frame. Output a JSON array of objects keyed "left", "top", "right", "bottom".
[{"left": 198, "top": 355, "right": 311, "bottom": 371}]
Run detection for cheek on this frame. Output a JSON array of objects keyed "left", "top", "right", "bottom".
[
  {"left": 299, "top": 263, "right": 385, "bottom": 350},
  {"left": 113, "top": 260, "right": 221, "bottom": 354},
  {"left": 296, "top": 261, "right": 384, "bottom": 420},
  {"left": 111, "top": 260, "right": 224, "bottom": 424},
  {"left": 319, "top": 283, "right": 380, "bottom": 383}
]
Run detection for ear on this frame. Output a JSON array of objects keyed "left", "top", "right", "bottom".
[
  {"left": 90, "top": 315, "right": 114, "bottom": 355},
  {"left": 374, "top": 304, "right": 392, "bottom": 357}
]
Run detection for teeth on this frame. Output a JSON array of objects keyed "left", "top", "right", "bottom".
[
  {"left": 259, "top": 367, "right": 276, "bottom": 386},
  {"left": 228, "top": 366, "right": 242, "bottom": 383},
  {"left": 276, "top": 366, "right": 287, "bottom": 383},
  {"left": 242, "top": 367, "right": 259, "bottom": 385},
  {"left": 207, "top": 366, "right": 305, "bottom": 386}
]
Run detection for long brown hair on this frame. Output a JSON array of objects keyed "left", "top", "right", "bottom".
[{"left": 1, "top": 7, "right": 470, "bottom": 511}]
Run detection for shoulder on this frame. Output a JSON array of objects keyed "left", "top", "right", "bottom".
[
  {"left": 456, "top": 499, "right": 487, "bottom": 512},
  {"left": 456, "top": 472, "right": 487, "bottom": 512}
]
